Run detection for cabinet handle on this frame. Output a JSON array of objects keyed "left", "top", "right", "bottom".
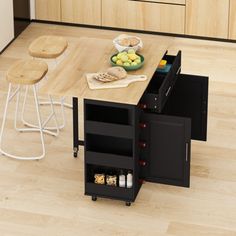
[
  {"left": 176, "top": 67, "right": 181, "bottom": 75},
  {"left": 165, "top": 86, "right": 171, "bottom": 97},
  {"left": 186, "top": 143, "right": 189, "bottom": 162}
]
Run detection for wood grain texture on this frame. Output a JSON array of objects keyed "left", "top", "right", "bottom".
[
  {"left": 61, "top": 0, "right": 101, "bottom": 25},
  {"left": 186, "top": 0, "right": 230, "bottom": 38},
  {"left": 29, "top": 35, "right": 68, "bottom": 59},
  {"left": 0, "top": 22, "right": 236, "bottom": 236},
  {"left": 35, "top": 0, "right": 61, "bottom": 22},
  {"left": 6, "top": 59, "right": 48, "bottom": 85},
  {"left": 102, "top": 0, "right": 185, "bottom": 34},
  {"left": 229, "top": 0, "right": 236, "bottom": 39},
  {"left": 39, "top": 37, "right": 167, "bottom": 105}
]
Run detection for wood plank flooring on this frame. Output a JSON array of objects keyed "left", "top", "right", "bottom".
[{"left": 0, "top": 23, "right": 236, "bottom": 236}]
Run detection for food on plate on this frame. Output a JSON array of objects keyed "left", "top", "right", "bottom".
[
  {"left": 107, "top": 66, "right": 127, "bottom": 80},
  {"left": 93, "top": 66, "right": 127, "bottom": 83},
  {"left": 118, "top": 37, "right": 140, "bottom": 47}
]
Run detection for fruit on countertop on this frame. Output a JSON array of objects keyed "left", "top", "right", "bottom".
[{"left": 112, "top": 50, "right": 142, "bottom": 67}]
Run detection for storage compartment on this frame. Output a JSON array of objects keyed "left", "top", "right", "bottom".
[
  {"left": 86, "top": 134, "right": 133, "bottom": 157},
  {"left": 86, "top": 104, "right": 131, "bottom": 125},
  {"left": 140, "top": 51, "right": 181, "bottom": 113},
  {"left": 85, "top": 164, "right": 134, "bottom": 201}
]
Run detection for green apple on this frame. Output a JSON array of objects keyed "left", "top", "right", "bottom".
[
  {"left": 131, "top": 61, "right": 138, "bottom": 66},
  {"left": 121, "top": 55, "right": 129, "bottom": 62},
  {"left": 128, "top": 49, "right": 135, "bottom": 54},
  {"left": 112, "top": 56, "right": 118, "bottom": 63},
  {"left": 123, "top": 62, "right": 131, "bottom": 67}
]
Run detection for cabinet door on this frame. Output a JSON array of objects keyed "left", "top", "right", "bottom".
[
  {"left": 102, "top": 0, "right": 127, "bottom": 28},
  {"left": 141, "top": 113, "right": 191, "bottom": 187},
  {"left": 229, "top": 0, "right": 236, "bottom": 39},
  {"left": 127, "top": 1, "right": 185, "bottom": 34},
  {"left": 186, "top": 0, "right": 229, "bottom": 38},
  {"left": 61, "top": 0, "right": 101, "bottom": 25},
  {"left": 102, "top": 0, "right": 185, "bottom": 34},
  {"left": 35, "top": 0, "right": 61, "bottom": 22},
  {"left": 163, "top": 74, "right": 208, "bottom": 141}
]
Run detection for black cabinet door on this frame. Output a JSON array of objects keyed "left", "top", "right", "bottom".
[
  {"left": 140, "top": 113, "right": 191, "bottom": 187},
  {"left": 163, "top": 74, "right": 208, "bottom": 141}
]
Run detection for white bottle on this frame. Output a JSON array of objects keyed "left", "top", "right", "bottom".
[
  {"left": 119, "top": 170, "right": 126, "bottom": 188},
  {"left": 126, "top": 171, "right": 133, "bottom": 188}
]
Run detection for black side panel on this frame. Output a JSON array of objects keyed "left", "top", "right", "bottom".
[
  {"left": 140, "top": 113, "right": 191, "bottom": 187},
  {"left": 163, "top": 74, "right": 208, "bottom": 141}
]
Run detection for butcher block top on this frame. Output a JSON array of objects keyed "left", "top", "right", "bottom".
[{"left": 39, "top": 37, "right": 167, "bottom": 105}]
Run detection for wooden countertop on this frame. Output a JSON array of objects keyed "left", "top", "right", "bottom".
[{"left": 39, "top": 37, "right": 167, "bottom": 105}]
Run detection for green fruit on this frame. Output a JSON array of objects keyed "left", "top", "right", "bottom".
[
  {"left": 127, "top": 59, "right": 132, "bottom": 64},
  {"left": 112, "top": 56, "right": 118, "bottom": 63},
  {"left": 131, "top": 61, "right": 138, "bottom": 66},
  {"left": 135, "top": 59, "right": 141, "bottom": 64},
  {"left": 121, "top": 51, "right": 128, "bottom": 55},
  {"left": 128, "top": 49, "right": 135, "bottom": 54},
  {"left": 116, "top": 60, "right": 123, "bottom": 65},
  {"left": 121, "top": 55, "right": 129, "bottom": 62},
  {"left": 123, "top": 62, "right": 131, "bottom": 67},
  {"left": 117, "top": 53, "right": 123, "bottom": 59}
]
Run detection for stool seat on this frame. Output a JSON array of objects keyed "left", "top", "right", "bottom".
[
  {"left": 7, "top": 59, "right": 48, "bottom": 85},
  {"left": 29, "top": 35, "right": 68, "bottom": 59}
]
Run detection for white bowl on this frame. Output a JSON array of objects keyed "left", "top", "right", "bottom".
[{"left": 113, "top": 34, "right": 143, "bottom": 52}]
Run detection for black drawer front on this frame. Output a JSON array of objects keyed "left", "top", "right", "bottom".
[{"left": 140, "top": 51, "right": 181, "bottom": 113}]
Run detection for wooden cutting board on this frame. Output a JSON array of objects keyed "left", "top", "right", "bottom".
[{"left": 86, "top": 73, "right": 147, "bottom": 90}]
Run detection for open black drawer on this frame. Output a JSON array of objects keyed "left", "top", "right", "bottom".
[{"left": 140, "top": 51, "right": 181, "bottom": 113}]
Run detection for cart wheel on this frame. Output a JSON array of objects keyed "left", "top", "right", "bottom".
[
  {"left": 73, "top": 152, "right": 78, "bottom": 158},
  {"left": 92, "top": 196, "right": 97, "bottom": 201},
  {"left": 125, "top": 202, "right": 131, "bottom": 206}
]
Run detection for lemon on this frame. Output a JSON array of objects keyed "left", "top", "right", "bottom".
[
  {"left": 128, "top": 54, "right": 137, "bottom": 61},
  {"left": 116, "top": 60, "right": 123, "bottom": 66}
]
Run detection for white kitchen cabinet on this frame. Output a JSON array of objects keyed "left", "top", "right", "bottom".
[{"left": 0, "top": 0, "right": 14, "bottom": 52}]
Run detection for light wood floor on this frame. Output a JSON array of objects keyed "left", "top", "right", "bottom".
[{"left": 0, "top": 23, "right": 236, "bottom": 236}]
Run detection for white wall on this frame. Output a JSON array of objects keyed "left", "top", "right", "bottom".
[
  {"left": 30, "top": 0, "right": 35, "bottom": 19},
  {"left": 0, "top": 0, "right": 14, "bottom": 52}
]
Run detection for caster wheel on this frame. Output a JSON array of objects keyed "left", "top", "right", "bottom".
[
  {"left": 73, "top": 152, "right": 78, "bottom": 158},
  {"left": 125, "top": 202, "right": 131, "bottom": 206},
  {"left": 92, "top": 196, "right": 97, "bottom": 201}
]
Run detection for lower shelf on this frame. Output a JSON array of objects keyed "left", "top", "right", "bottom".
[{"left": 85, "top": 183, "right": 134, "bottom": 202}]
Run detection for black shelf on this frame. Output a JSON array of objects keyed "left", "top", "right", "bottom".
[
  {"left": 85, "top": 183, "right": 134, "bottom": 202},
  {"left": 86, "top": 151, "right": 133, "bottom": 169},
  {"left": 85, "top": 121, "right": 134, "bottom": 138}
]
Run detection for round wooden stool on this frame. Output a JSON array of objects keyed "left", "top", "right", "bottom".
[
  {"left": 28, "top": 35, "right": 70, "bottom": 130},
  {"left": 0, "top": 59, "right": 59, "bottom": 160}
]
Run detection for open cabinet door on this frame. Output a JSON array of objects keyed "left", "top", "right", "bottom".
[
  {"left": 140, "top": 113, "right": 191, "bottom": 187},
  {"left": 163, "top": 74, "right": 208, "bottom": 141}
]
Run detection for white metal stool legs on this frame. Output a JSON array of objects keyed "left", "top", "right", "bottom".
[
  {"left": 20, "top": 86, "right": 60, "bottom": 136},
  {"left": 0, "top": 84, "right": 45, "bottom": 160}
]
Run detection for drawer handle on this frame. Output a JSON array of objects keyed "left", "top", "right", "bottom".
[
  {"left": 176, "top": 67, "right": 181, "bottom": 75},
  {"left": 186, "top": 143, "right": 189, "bottom": 162},
  {"left": 165, "top": 86, "right": 172, "bottom": 97}
]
